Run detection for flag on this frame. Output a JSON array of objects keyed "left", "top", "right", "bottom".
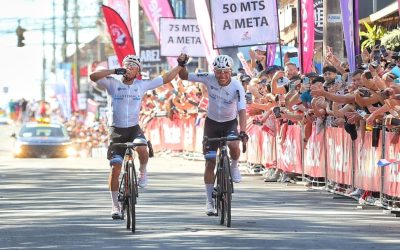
[
  {"left": 298, "top": 0, "right": 315, "bottom": 74},
  {"left": 340, "top": 0, "right": 357, "bottom": 72},
  {"left": 194, "top": 0, "right": 219, "bottom": 69},
  {"left": 102, "top": 5, "right": 135, "bottom": 65},
  {"left": 139, "top": 0, "right": 176, "bottom": 68},
  {"left": 107, "top": 0, "right": 132, "bottom": 36},
  {"left": 377, "top": 159, "right": 397, "bottom": 167}
]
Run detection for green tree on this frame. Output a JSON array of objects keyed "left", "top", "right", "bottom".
[
  {"left": 381, "top": 29, "right": 400, "bottom": 50},
  {"left": 359, "top": 22, "right": 386, "bottom": 50}
]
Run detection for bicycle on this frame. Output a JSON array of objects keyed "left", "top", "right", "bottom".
[
  {"left": 203, "top": 134, "right": 246, "bottom": 227},
  {"left": 109, "top": 137, "right": 148, "bottom": 233}
]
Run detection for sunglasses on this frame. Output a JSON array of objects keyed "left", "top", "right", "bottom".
[{"left": 214, "top": 69, "right": 231, "bottom": 74}]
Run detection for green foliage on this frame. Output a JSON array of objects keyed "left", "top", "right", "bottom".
[
  {"left": 359, "top": 22, "right": 386, "bottom": 50},
  {"left": 381, "top": 29, "right": 400, "bottom": 50}
]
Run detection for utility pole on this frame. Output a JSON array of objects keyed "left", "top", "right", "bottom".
[
  {"left": 52, "top": 0, "right": 56, "bottom": 73},
  {"left": 74, "top": 0, "right": 80, "bottom": 93},
  {"left": 41, "top": 25, "right": 46, "bottom": 101},
  {"left": 62, "top": 0, "right": 68, "bottom": 62},
  {"left": 323, "top": 0, "right": 344, "bottom": 61}
]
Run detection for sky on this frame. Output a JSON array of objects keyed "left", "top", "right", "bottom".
[{"left": 0, "top": 0, "right": 100, "bottom": 107}]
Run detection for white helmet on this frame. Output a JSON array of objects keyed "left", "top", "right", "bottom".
[
  {"left": 212, "top": 55, "right": 234, "bottom": 70},
  {"left": 122, "top": 55, "right": 142, "bottom": 70}
]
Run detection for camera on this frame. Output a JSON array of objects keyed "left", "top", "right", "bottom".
[
  {"left": 273, "top": 106, "right": 281, "bottom": 118},
  {"left": 364, "top": 70, "right": 373, "bottom": 80},
  {"left": 359, "top": 88, "right": 371, "bottom": 97}
]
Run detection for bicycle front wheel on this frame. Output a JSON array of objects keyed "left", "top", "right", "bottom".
[
  {"left": 222, "top": 155, "right": 232, "bottom": 227},
  {"left": 129, "top": 161, "right": 137, "bottom": 233}
]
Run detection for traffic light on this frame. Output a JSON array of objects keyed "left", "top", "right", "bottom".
[{"left": 16, "top": 25, "right": 26, "bottom": 47}]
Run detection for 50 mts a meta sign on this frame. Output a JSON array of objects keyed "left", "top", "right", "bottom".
[
  {"left": 210, "top": 0, "right": 279, "bottom": 48},
  {"left": 160, "top": 18, "right": 205, "bottom": 57}
]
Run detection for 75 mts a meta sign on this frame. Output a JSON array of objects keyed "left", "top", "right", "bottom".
[{"left": 160, "top": 18, "right": 205, "bottom": 57}]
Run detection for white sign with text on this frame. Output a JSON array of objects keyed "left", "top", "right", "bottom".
[
  {"left": 160, "top": 18, "right": 205, "bottom": 57},
  {"left": 210, "top": 0, "right": 279, "bottom": 48}
]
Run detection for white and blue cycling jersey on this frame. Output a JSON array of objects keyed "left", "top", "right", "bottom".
[
  {"left": 94, "top": 76, "right": 163, "bottom": 128},
  {"left": 188, "top": 72, "right": 246, "bottom": 122}
]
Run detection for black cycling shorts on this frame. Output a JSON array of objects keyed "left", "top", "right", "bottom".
[
  {"left": 107, "top": 125, "right": 146, "bottom": 160},
  {"left": 203, "top": 117, "right": 238, "bottom": 154}
]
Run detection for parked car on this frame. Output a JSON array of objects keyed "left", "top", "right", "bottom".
[{"left": 12, "top": 120, "right": 76, "bottom": 158}]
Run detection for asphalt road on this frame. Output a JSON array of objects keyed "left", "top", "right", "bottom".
[{"left": 1, "top": 124, "right": 400, "bottom": 250}]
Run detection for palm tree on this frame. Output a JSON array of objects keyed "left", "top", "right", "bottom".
[{"left": 359, "top": 22, "right": 386, "bottom": 50}]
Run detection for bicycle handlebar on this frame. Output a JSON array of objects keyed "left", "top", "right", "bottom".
[
  {"left": 109, "top": 141, "right": 147, "bottom": 151},
  {"left": 203, "top": 134, "right": 247, "bottom": 153}
]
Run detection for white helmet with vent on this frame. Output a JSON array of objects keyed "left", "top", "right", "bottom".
[
  {"left": 122, "top": 55, "right": 142, "bottom": 70},
  {"left": 212, "top": 55, "right": 234, "bottom": 70}
]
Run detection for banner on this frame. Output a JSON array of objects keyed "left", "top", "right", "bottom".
[
  {"left": 313, "top": 0, "right": 323, "bottom": 41},
  {"left": 266, "top": 44, "right": 277, "bottom": 67},
  {"left": 236, "top": 52, "right": 254, "bottom": 77},
  {"left": 340, "top": 0, "right": 356, "bottom": 72},
  {"left": 194, "top": 0, "right": 219, "bottom": 68},
  {"left": 102, "top": 5, "right": 135, "bottom": 65},
  {"left": 210, "top": 0, "right": 279, "bottom": 48},
  {"left": 303, "top": 126, "right": 325, "bottom": 178},
  {"left": 299, "top": 0, "right": 315, "bottom": 74},
  {"left": 160, "top": 18, "right": 205, "bottom": 57},
  {"left": 107, "top": 0, "right": 132, "bottom": 35}
]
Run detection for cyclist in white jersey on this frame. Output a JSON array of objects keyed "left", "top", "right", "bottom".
[
  {"left": 90, "top": 54, "right": 187, "bottom": 219},
  {"left": 178, "top": 55, "right": 248, "bottom": 215}
]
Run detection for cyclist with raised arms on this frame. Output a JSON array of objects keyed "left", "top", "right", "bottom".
[
  {"left": 90, "top": 54, "right": 186, "bottom": 219},
  {"left": 178, "top": 55, "right": 248, "bottom": 215}
]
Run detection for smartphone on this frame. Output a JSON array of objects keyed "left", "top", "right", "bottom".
[
  {"left": 391, "top": 66, "right": 400, "bottom": 78},
  {"left": 359, "top": 88, "right": 371, "bottom": 97},
  {"left": 245, "top": 92, "right": 253, "bottom": 104},
  {"left": 356, "top": 54, "right": 363, "bottom": 68},
  {"left": 375, "top": 40, "right": 381, "bottom": 46},
  {"left": 288, "top": 82, "right": 296, "bottom": 91},
  {"left": 364, "top": 71, "right": 373, "bottom": 80},
  {"left": 380, "top": 45, "right": 388, "bottom": 57},
  {"left": 356, "top": 109, "right": 367, "bottom": 119},
  {"left": 335, "top": 75, "right": 342, "bottom": 84},
  {"left": 273, "top": 106, "right": 281, "bottom": 118},
  {"left": 302, "top": 77, "right": 310, "bottom": 84},
  {"left": 287, "top": 52, "right": 298, "bottom": 58},
  {"left": 373, "top": 50, "right": 381, "bottom": 63}
]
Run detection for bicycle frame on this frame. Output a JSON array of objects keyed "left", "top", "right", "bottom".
[
  {"left": 110, "top": 138, "right": 147, "bottom": 233},
  {"left": 204, "top": 134, "right": 245, "bottom": 227}
]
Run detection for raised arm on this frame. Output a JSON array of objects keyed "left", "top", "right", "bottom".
[{"left": 89, "top": 69, "right": 115, "bottom": 82}]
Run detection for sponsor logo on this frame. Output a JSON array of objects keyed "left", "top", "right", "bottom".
[
  {"left": 241, "top": 31, "right": 251, "bottom": 41},
  {"left": 110, "top": 24, "right": 127, "bottom": 48}
]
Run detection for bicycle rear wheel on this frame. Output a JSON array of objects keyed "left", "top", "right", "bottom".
[
  {"left": 129, "top": 161, "right": 137, "bottom": 233},
  {"left": 222, "top": 156, "right": 232, "bottom": 227}
]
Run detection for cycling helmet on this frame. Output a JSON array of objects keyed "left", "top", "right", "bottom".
[
  {"left": 212, "top": 55, "right": 234, "bottom": 70},
  {"left": 122, "top": 55, "right": 142, "bottom": 70}
]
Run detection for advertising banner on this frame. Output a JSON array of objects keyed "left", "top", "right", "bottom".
[
  {"left": 276, "top": 125, "right": 302, "bottom": 174},
  {"left": 102, "top": 5, "right": 135, "bottom": 65},
  {"left": 160, "top": 18, "right": 205, "bottom": 57},
  {"left": 383, "top": 132, "right": 400, "bottom": 197},
  {"left": 340, "top": 0, "right": 356, "bottom": 72},
  {"left": 210, "top": 0, "right": 279, "bottom": 48},
  {"left": 299, "top": 0, "right": 315, "bottom": 74},
  {"left": 354, "top": 132, "right": 381, "bottom": 191},
  {"left": 303, "top": 126, "right": 325, "bottom": 178}
]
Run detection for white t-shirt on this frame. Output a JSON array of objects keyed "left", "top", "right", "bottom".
[
  {"left": 188, "top": 72, "right": 246, "bottom": 122},
  {"left": 94, "top": 76, "right": 163, "bottom": 128}
]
